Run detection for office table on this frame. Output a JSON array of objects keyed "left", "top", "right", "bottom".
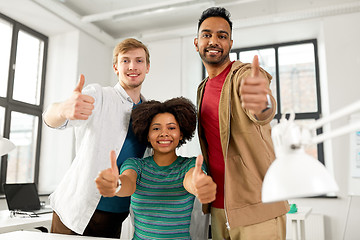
[
  {"left": 287, "top": 207, "right": 312, "bottom": 240},
  {"left": 0, "top": 210, "right": 52, "bottom": 233},
  {"left": 0, "top": 231, "right": 119, "bottom": 240}
]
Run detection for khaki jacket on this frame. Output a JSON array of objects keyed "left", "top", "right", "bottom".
[{"left": 197, "top": 61, "right": 289, "bottom": 228}]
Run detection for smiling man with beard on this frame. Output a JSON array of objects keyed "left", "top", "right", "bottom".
[{"left": 194, "top": 7, "right": 289, "bottom": 240}]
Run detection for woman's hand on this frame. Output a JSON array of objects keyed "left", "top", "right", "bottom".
[
  {"left": 190, "top": 155, "right": 217, "bottom": 204},
  {"left": 95, "top": 150, "right": 120, "bottom": 197}
]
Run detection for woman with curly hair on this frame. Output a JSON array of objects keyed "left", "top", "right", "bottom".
[{"left": 95, "top": 97, "right": 216, "bottom": 239}]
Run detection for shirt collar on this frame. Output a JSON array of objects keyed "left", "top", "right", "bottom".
[{"left": 113, "top": 82, "right": 145, "bottom": 104}]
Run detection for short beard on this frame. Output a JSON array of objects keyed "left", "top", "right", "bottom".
[
  {"left": 199, "top": 51, "right": 229, "bottom": 66},
  {"left": 120, "top": 78, "right": 144, "bottom": 90},
  {"left": 128, "top": 82, "right": 143, "bottom": 89}
]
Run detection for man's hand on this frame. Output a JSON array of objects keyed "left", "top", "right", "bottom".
[
  {"left": 61, "top": 74, "right": 95, "bottom": 120},
  {"left": 191, "top": 155, "right": 216, "bottom": 204},
  {"left": 239, "top": 55, "right": 270, "bottom": 116},
  {"left": 95, "top": 151, "right": 119, "bottom": 197}
]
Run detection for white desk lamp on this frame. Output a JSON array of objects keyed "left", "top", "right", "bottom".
[
  {"left": 0, "top": 136, "right": 16, "bottom": 157},
  {"left": 262, "top": 100, "right": 360, "bottom": 203}
]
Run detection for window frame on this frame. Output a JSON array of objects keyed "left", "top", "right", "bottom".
[
  {"left": 0, "top": 12, "right": 48, "bottom": 193},
  {"left": 202, "top": 39, "right": 324, "bottom": 165}
]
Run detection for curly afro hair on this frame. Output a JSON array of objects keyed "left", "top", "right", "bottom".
[{"left": 131, "top": 97, "right": 197, "bottom": 148}]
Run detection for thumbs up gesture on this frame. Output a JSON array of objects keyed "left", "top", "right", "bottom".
[
  {"left": 191, "top": 155, "right": 217, "bottom": 204},
  {"left": 95, "top": 150, "right": 120, "bottom": 197},
  {"left": 239, "top": 55, "right": 271, "bottom": 116},
  {"left": 61, "top": 74, "right": 95, "bottom": 120}
]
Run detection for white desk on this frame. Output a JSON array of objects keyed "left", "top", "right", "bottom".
[
  {"left": 0, "top": 210, "right": 52, "bottom": 233},
  {"left": 287, "top": 207, "right": 312, "bottom": 240},
  {"left": 0, "top": 231, "right": 119, "bottom": 240}
]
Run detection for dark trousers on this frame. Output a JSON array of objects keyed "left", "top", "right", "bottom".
[{"left": 51, "top": 209, "right": 129, "bottom": 238}]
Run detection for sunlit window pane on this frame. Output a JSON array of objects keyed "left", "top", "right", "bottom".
[
  {"left": 279, "top": 44, "right": 317, "bottom": 113},
  {"left": 239, "top": 49, "right": 277, "bottom": 104},
  {"left": 0, "top": 19, "right": 12, "bottom": 98},
  {"left": 13, "top": 30, "right": 44, "bottom": 105},
  {"left": 229, "top": 52, "right": 238, "bottom": 61},
  {"left": 6, "top": 112, "right": 38, "bottom": 183},
  {"left": 0, "top": 107, "right": 4, "bottom": 134}
]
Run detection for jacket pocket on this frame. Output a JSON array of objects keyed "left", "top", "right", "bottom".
[{"left": 225, "top": 154, "right": 262, "bottom": 209}]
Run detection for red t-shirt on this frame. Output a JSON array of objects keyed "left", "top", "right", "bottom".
[{"left": 200, "top": 61, "right": 234, "bottom": 208}]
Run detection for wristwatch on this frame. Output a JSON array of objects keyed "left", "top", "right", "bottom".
[
  {"left": 262, "top": 94, "right": 272, "bottom": 113},
  {"left": 115, "top": 178, "right": 122, "bottom": 194}
]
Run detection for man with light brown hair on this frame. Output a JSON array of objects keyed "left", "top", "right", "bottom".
[{"left": 43, "top": 38, "right": 150, "bottom": 238}]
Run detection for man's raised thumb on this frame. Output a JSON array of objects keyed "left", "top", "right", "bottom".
[
  {"left": 74, "top": 74, "right": 85, "bottom": 93},
  {"left": 251, "top": 55, "right": 260, "bottom": 78}
]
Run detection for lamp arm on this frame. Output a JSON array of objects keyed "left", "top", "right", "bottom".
[
  {"left": 0, "top": 137, "right": 16, "bottom": 157},
  {"left": 311, "top": 121, "right": 360, "bottom": 144},
  {"left": 309, "top": 100, "right": 360, "bottom": 130}
]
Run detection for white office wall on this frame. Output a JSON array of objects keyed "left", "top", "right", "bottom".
[
  {"left": 39, "top": 31, "right": 113, "bottom": 194},
  {"left": 142, "top": 38, "right": 183, "bottom": 101},
  {"left": 144, "top": 36, "right": 202, "bottom": 157},
  {"left": 39, "top": 31, "right": 79, "bottom": 193},
  {"left": 77, "top": 32, "right": 114, "bottom": 86},
  {"left": 177, "top": 35, "right": 203, "bottom": 158}
]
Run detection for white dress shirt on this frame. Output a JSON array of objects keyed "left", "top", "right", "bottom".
[{"left": 48, "top": 83, "right": 144, "bottom": 234}]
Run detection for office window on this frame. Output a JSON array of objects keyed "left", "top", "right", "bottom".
[
  {"left": 230, "top": 39, "right": 323, "bottom": 164},
  {"left": 0, "top": 18, "right": 12, "bottom": 98},
  {"left": 0, "top": 13, "right": 48, "bottom": 193}
]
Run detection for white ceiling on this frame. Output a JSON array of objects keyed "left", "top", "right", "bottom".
[
  {"left": 1, "top": 0, "right": 360, "bottom": 46},
  {"left": 37, "top": 0, "right": 265, "bottom": 38}
]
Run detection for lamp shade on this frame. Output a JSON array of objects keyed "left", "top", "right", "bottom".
[
  {"left": 0, "top": 136, "right": 16, "bottom": 157},
  {"left": 262, "top": 147, "right": 339, "bottom": 203}
]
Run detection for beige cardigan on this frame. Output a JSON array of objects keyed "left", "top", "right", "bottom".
[{"left": 197, "top": 61, "right": 289, "bottom": 228}]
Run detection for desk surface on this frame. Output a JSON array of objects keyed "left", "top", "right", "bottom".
[
  {"left": 0, "top": 210, "right": 52, "bottom": 233},
  {"left": 0, "top": 231, "right": 119, "bottom": 240}
]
